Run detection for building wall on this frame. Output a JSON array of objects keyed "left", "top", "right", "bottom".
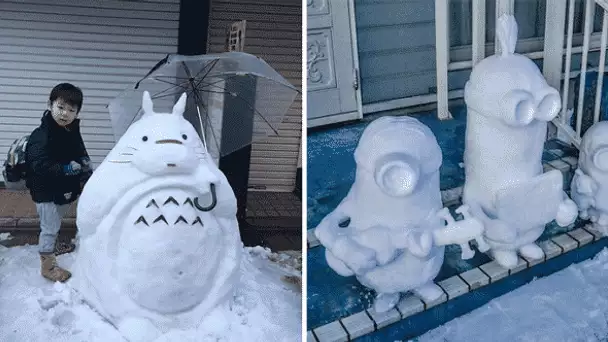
[
  {"left": 207, "top": 0, "right": 302, "bottom": 192},
  {"left": 355, "top": 0, "right": 437, "bottom": 104},
  {"left": 0, "top": 0, "right": 180, "bottom": 168},
  {"left": 355, "top": 0, "right": 607, "bottom": 106}
]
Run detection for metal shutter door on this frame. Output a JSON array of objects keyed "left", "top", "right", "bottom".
[
  {"left": 0, "top": 0, "right": 180, "bottom": 168},
  {"left": 207, "top": 0, "right": 302, "bottom": 192}
]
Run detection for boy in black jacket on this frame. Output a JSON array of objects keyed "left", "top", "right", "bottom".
[{"left": 25, "top": 83, "right": 92, "bottom": 282}]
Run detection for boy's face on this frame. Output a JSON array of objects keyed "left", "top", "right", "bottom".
[{"left": 49, "top": 98, "right": 79, "bottom": 127}]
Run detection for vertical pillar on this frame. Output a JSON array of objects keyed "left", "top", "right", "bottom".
[
  {"left": 178, "top": 0, "right": 260, "bottom": 245},
  {"left": 435, "top": 0, "right": 452, "bottom": 120},
  {"left": 177, "top": 0, "right": 211, "bottom": 55},
  {"left": 543, "top": 0, "right": 567, "bottom": 140},
  {"left": 295, "top": 138, "right": 302, "bottom": 199}
]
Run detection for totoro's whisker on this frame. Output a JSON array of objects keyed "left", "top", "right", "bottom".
[
  {"left": 126, "top": 146, "right": 139, "bottom": 151},
  {"left": 108, "top": 160, "right": 132, "bottom": 164},
  {"left": 120, "top": 153, "right": 134, "bottom": 156}
]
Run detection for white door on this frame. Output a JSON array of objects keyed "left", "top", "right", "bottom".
[{"left": 307, "top": 0, "right": 362, "bottom": 127}]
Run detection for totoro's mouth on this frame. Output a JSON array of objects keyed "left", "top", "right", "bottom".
[
  {"left": 127, "top": 188, "right": 216, "bottom": 231},
  {"left": 119, "top": 187, "right": 223, "bottom": 314},
  {"left": 133, "top": 196, "right": 205, "bottom": 227}
]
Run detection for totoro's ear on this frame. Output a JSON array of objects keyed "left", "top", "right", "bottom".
[
  {"left": 142, "top": 91, "right": 154, "bottom": 115},
  {"left": 172, "top": 92, "right": 187, "bottom": 116}
]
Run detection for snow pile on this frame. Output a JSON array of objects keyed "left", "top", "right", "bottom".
[
  {"left": 416, "top": 248, "right": 608, "bottom": 341},
  {"left": 0, "top": 244, "right": 301, "bottom": 342}
]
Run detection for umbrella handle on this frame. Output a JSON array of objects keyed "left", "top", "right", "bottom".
[
  {"left": 194, "top": 183, "right": 217, "bottom": 212},
  {"left": 135, "top": 54, "right": 170, "bottom": 89}
]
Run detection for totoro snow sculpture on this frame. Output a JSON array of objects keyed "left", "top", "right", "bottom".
[
  {"left": 314, "top": 116, "right": 489, "bottom": 313},
  {"left": 571, "top": 121, "right": 608, "bottom": 236},
  {"left": 72, "top": 91, "right": 242, "bottom": 342},
  {"left": 462, "top": 14, "right": 578, "bottom": 269}
]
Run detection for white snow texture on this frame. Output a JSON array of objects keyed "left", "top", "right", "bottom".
[
  {"left": 314, "top": 116, "right": 489, "bottom": 313},
  {"left": 417, "top": 248, "right": 608, "bottom": 342},
  {"left": 0, "top": 244, "right": 301, "bottom": 342},
  {"left": 50, "top": 91, "right": 273, "bottom": 341},
  {"left": 462, "top": 14, "right": 577, "bottom": 268},
  {"left": 571, "top": 121, "right": 608, "bottom": 235}
]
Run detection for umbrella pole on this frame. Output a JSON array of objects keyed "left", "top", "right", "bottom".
[
  {"left": 195, "top": 103, "right": 208, "bottom": 154},
  {"left": 181, "top": 60, "right": 210, "bottom": 155}
]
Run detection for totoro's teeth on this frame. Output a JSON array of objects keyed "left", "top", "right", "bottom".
[
  {"left": 175, "top": 216, "right": 188, "bottom": 225},
  {"left": 146, "top": 199, "right": 159, "bottom": 208},
  {"left": 163, "top": 196, "right": 179, "bottom": 206},
  {"left": 153, "top": 215, "right": 168, "bottom": 225},
  {"left": 192, "top": 216, "right": 203, "bottom": 227},
  {"left": 135, "top": 216, "right": 149, "bottom": 226},
  {"left": 183, "top": 198, "right": 194, "bottom": 207}
]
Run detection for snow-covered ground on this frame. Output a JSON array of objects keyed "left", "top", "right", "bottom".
[
  {"left": 416, "top": 248, "right": 608, "bottom": 342},
  {"left": 0, "top": 241, "right": 301, "bottom": 342}
]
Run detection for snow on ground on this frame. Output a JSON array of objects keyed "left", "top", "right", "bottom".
[
  {"left": 415, "top": 248, "right": 608, "bottom": 342},
  {"left": 0, "top": 243, "right": 301, "bottom": 342}
]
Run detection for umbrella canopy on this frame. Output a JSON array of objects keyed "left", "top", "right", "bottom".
[{"left": 108, "top": 52, "right": 299, "bottom": 159}]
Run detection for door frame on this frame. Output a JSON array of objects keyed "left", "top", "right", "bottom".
[{"left": 307, "top": 0, "right": 363, "bottom": 128}]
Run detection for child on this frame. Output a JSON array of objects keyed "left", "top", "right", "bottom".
[{"left": 25, "top": 83, "right": 93, "bottom": 282}]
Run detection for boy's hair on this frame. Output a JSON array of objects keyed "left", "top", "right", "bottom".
[{"left": 49, "top": 83, "right": 83, "bottom": 113}]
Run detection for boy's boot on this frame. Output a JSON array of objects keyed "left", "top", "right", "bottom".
[{"left": 40, "top": 253, "right": 71, "bottom": 282}]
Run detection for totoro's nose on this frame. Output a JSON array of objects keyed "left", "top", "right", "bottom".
[{"left": 156, "top": 139, "right": 182, "bottom": 145}]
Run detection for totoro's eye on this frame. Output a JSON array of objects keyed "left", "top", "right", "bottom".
[
  {"left": 182, "top": 134, "right": 187, "bottom": 140},
  {"left": 142, "top": 136, "right": 148, "bottom": 142}
]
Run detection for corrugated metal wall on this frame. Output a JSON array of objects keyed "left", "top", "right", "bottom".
[
  {"left": 0, "top": 0, "right": 180, "bottom": 168},
  {"left": 207, "top": 0, "right": 302, "bottom": 192},
  {"left": 355, "top": 0, "right": 437, "bottom": 104},
  {"left": 356, "top": 0, "right": 608, "bottom": 107}
]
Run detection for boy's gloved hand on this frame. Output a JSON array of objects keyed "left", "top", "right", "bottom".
[
  {"left": 63, "top": 161, "right": 82, "bottom": 176},
  {"left": 79, "top": 156, "right": 92, "bottom": 174},
  {"left": 78, "top": 157, "right": 93, "bottom": 192}
]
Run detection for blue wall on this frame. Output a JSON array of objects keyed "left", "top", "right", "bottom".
[
  {"left": 354, "top": 0, "right": 436, "bottom": 103},
  {"left": 354, "top": 0, "right": 547, "bottom": 104},
  {"left": 355, "top": 0, "right": 607, "bottom": 106}
]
